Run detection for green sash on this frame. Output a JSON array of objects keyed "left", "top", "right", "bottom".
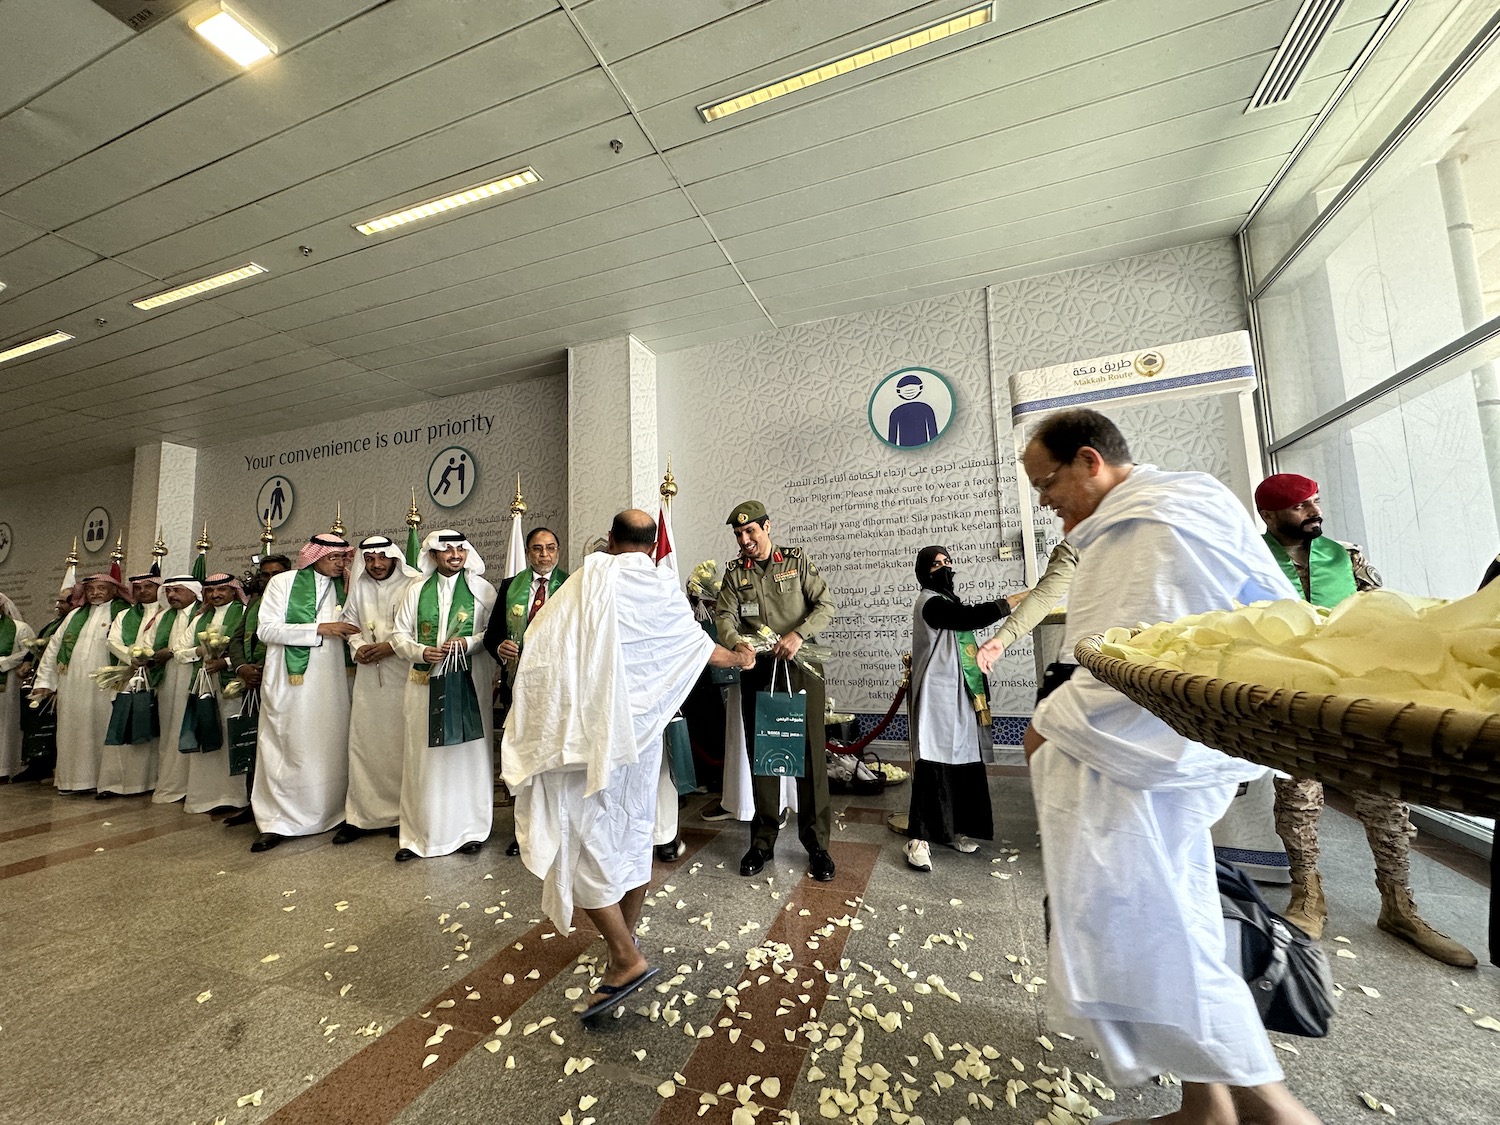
[
  {"left": 504, "top": 567, "right": 567, "bottom": 651},
  {"left": 1264, "top": 534, "right": 1357, "bottom": 609},
  {"left": 118, "top": 604, "right": 146, "bottom": 646},
  {"left": 56, "top": 599, "right": 129, "bottom": 673},
  {"left": 932, "top": 591, "right": 991, "bottom": 727},
  {"left": 0, "top": 616, "right": 15, "bottom": 691},
  {"left": 411, "top": 571, "right": 476, "bottom": 684},
  {"left": 196, "top": 602, "right": 246, "bottom": 688},
  {"left": 283, "top": 569, "right": 345, "bottom": 684},
  {"left": 243, "top": 596, "right": 267, "bottom": 666},
  {"left": 136, "top": 607, "right": 183, "bottom": 690}
]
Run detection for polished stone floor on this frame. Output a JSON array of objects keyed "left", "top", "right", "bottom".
[{"left": 0, "top": 771, "right": 1494, "bottom": 1125}]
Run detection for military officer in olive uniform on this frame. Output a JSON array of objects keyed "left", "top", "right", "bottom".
[{"left": 715, "top": 500, "right": 838, "bottom": 882}]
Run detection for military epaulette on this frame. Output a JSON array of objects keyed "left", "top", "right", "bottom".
[{"left": 787, "top": 546, "right": 802, "bottom": 558}]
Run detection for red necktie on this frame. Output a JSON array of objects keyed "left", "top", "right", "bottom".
[{"left": 527, "top": 577, "right": 547, "bottom": 623}]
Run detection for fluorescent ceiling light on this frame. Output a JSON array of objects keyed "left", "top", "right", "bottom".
[
  {"left": 193, "top": 5, "right": 277, "bottom": 68},
  {"left": 0, "top": 331, "right": 73, "bottom": 365},
  {"left": 354, "top": 168, "right": 541, "bottom": 236},
  {"left": 131, "top": 263, "right": 268, "bottom": 310},
  {"left": 699, "top": 2, "right": 993, "bottom": 123}
]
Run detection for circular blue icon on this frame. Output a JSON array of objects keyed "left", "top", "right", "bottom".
[{"left": 868, "top": 367, "right": 955, "bottom": 450}]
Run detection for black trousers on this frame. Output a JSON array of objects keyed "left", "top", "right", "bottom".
[{"left": 738, "top": 655, "right": 830, "bottom": 854}]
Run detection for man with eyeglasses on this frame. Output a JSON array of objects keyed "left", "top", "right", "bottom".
[
  {"left": 1019, "top": 409, "right": 1319, "bottom": 1125},
  {"left": 1257, "top": 472, "right": 1476, "bottom": 969}
]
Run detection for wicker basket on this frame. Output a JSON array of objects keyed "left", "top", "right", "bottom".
[{"left": 1075, "top": 634, "right": 1500, "bottom": 818}]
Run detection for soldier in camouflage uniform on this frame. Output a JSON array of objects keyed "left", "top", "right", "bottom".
[
  {"left": 715, "top": 500, "right": 838, "bottom": 882},
  {"left": 1257, "top": 473, "right": 1476, "bottom": 967}
]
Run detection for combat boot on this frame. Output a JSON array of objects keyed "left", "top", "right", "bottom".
[
  {"left": 1283, "top": 870, "right": 1326, "bottom": 939},
  {"left": 1376, "top": 882, "right": 1477, "bottom": 968}
]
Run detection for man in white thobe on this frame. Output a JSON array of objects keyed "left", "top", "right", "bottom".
[
  {"left": 0, "top": 592, "right": 38, "bottom": 779},
  {"left": 177, "top": 574, "right": 251, "bottom": 816},
  {"left": 31, "top": 573, "right": 133, "bottom": 795},
  {"left": 505, "top": 510, "right": 752, "bottom": 1018},
  {"left": 147, "top": 578, "right": 202, "bottom": 804},
  {"left": 251, "top": 535, "right": 359, "bottom": 852},
  {"left": 95, "top": 573, "right": 165, "bottom": 798},
  {"left": 390, "top": 530, "right": 497, "bottom": 861},
  {"left": 1013, "top": 409, "right": 1319, "bottom": 1124},
  {"left": 335, "top": 535, "right": 419, "bottom": 845}
]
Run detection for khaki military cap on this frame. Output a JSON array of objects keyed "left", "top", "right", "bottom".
[{"left": 726, "top": 499, "right": 768, "bottom": 526}]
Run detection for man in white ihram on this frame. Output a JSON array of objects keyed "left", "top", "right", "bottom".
[
  {"left": 505, "top": 510, "right": 753, "bottom": 1020},
  {"left": 991, "top": 409, "right": 1321, "bottom": 1125},
  {"left": 335, "top": 535, "right": 420, "bottom": 846},
  {"left": 390, "top": 529, "right": 497, "bottom": 861}
]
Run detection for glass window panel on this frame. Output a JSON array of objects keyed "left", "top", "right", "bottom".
[{"left": 1274, "top": 345, "right": 1500, "bottom": 598}]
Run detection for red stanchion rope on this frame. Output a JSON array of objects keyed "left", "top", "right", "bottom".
[{"left": 827, "top": 685, "right": 907, "bottom": 755}]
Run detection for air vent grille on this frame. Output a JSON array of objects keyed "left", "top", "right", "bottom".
[{"left": 1248, "top": 0, "right": 1347, "bottom": 111}]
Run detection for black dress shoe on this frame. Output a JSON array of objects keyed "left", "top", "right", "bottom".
[
  {"left": 250, "top": 832, "right": 285, "bottom": 853},
  {"left": 740, "top": 845, "right": 773, "bottom": 877},
  {"left": 95, "top": 791, "right": 115, "bottom": 800},
  {"left": 505, "top": 837, "right": 520, "bottom": 857},
  {"left": 331, "top": 823, "right": 365, "bottom": 845},
  {"left": 809, "top": 849, "right": 836, "bottom": 882},
  {"left": 394, "top": 848, "right": 419, "bottom": 862},
  {"left": 223, "top": 808, "right": 255, "bottom": 827},
  {"left": 208, "top": 805, "right": 241, "bottom": 817},
  {"left": 458, "top": 840, "right": 482, "bottom": 855},
  {"left": 654, "top": 838, "right": 683, "bottom": 863}
]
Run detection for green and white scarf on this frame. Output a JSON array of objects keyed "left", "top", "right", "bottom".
[
  {"left": 410, "top": 571, "right": 476, "bottom": 685},
  {"left": 56, "top": 598, "right": 129, "bottom": 673},
  {"left": 243, "top": 596, "right": 267, "bottom": 666},
  {"left": 1263, "top": 534, "right": 1357, "bottom": 609},
  {"left": 282, "top": 569, "right": 346, "bottom": 684},
  {"left": 196, "top": 602, "right": 246, "bottom": 688}
]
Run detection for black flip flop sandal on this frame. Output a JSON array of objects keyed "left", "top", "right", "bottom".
[{"left": 576, "top": 966, "right": 659, "bottom": 1022}]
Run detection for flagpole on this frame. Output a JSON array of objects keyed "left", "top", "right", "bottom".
[
  {"left": 405, "top": 488, "right": 423, "bottom": 569},
  {"left": 656, "top": 454, "right": 678, "bottom": 577},
  {"left": 505, "top": 474, "right": 527, "bottom": 581}
]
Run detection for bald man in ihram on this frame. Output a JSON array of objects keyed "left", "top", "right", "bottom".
[{"left": 505, "top": 510, "right": 753, "bottom": 1019}]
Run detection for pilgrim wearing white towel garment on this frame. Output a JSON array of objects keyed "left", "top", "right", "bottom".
[
  {"left": 335, "top": 535, "right": 420, "bottom": 844},
  {"left": 250, "top": 534, "right": 359, "bottom": 852},
  {"left": 1003, "top": 409, "right": 1320, "bottom": 1125},
  {"left": 390, "top": 529, "right": 497, "bottom": 861},
  {"left": 504, "top": 510, "right": 752, "bottom": 1020}
]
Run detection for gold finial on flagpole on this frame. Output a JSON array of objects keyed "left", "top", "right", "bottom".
[
  {"left": 660, "top": 453, "right": 678, "bottom": 502},
  {"left": 510, "top": 473, "right": 527, "bottom": 517},
  {"left": 407, "top": 487, "right": 423, "bottom": 530},
  {"left": 196, "top": 524, "right": 212, "bottom": 553},
  {"left": 111, "top": 531, "right": 125, "bottom": 566},
  {"left": 66, "top": 537, "right": 80, "bottom": 567},
  {"left": 260, "top": 516, "right": 275, "bottom": 553},
  {"left": 331, "top": 502, "right": 346, "bottom": 537},
  {"left": 152, "top": 528, "right": 169, "bottom": 562}
]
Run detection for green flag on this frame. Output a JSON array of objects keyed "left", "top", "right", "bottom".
[
  {"left": 405, "top": 525, "right": 421, "bottom": 569},
  {"left": 192, "top": 550, "right": 207, "bottom": 581}
]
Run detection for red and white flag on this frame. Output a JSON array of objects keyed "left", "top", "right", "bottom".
[{"left": 654, "top": 500, "right": 678, "bottom": 579}]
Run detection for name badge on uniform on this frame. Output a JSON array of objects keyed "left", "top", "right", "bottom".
[{"left": 740, "top": 602, "right": 760, "bottom": 618}]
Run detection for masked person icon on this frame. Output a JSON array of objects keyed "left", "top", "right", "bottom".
[{"left": 886, "top": 374, "right": 939, "bottom": 448}]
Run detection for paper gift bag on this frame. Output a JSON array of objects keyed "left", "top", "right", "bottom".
[
  {"left": 178, "top": 669, "right": 223, "bottom": 753},
  {"left": 104, "top": 689, "right": 158, "bottom": 746},
  {"left": 227, "top": 690, "right": 259, "bottom": 776},
  {"left": 20, "top": 697, "right": 57, "bottom": 763},
  {"left": 753, "top": 661, "right": 806, "bottom": 778},
  {"left": 427, "top": 648, "right": 484, "bottom": 747},
  {"left": 665, "top": 715, "right": 697, "bottom": 795}
]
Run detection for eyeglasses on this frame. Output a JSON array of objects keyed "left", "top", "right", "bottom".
[{"left": 1030, "top": 460, "right": 1070, "bottom": 497}]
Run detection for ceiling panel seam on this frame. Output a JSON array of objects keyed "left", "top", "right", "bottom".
[{"left": 554, "top": 0, "right": 777, "bottom": 335}]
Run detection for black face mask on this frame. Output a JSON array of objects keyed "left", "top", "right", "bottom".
[{"left": 926, "top": 565, "right": 956, "bottom": 595}]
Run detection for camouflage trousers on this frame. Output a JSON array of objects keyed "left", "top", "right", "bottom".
[{"left": 1273, "top": 776, "right": 1416, "bottom": 889}]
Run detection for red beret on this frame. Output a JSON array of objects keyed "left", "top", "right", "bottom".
[{"left": 1254, "top": 473, "right": 1318, "bottom": 512}]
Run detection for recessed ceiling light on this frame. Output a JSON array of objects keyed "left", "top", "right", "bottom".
[
  {"left": 354, "top": 168, "right": 541, "bottom": 236},
  {"left": 0, "top": 330, "right": 73, "bottom": 365},
  {"left": 699, "top": 2, "right": 994, "bottom": 123},
  {"left": 193, "top": 4, "right": 277, "bottom": 68},
  {"left": 131, "top": 263, "right": 268, "bottom": 310}
]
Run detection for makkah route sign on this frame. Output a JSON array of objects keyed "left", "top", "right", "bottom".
[
  {"left": 0, "top": 522, "right": 11, "bottom": 565},
  {"left": 428, "top": 446, "right": 477, "bottom": 509},
  {"left": 257, "top": 476, "right": 295, "bottom": 529},
  {"left": 83, "top": 507, "right": 111, "bottom": 553}
]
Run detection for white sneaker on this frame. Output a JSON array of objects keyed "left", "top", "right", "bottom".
[
  {"left": 904, "top": 839, "right": 932, "bottom": 871},
  {"left": 950, "top": 835, "right": 979, "bottom": 854}
]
